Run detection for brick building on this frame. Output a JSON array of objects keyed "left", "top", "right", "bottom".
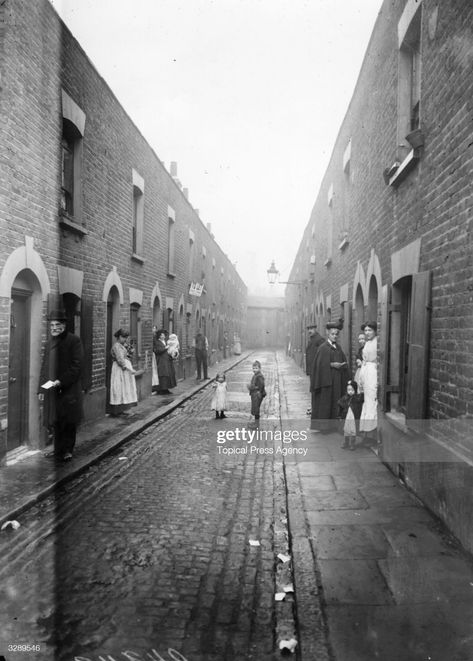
[
  {"left": 0, "top": 0, "right": 246, "bottom": 462},
  {"left": 287, "top": 0, "right": 473, "bottom": 549}
]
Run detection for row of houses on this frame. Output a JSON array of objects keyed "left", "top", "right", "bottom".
[
  {"left": 286, "top": 0, "right": 473, "bottom": 551},
  {"left": 0, "top": 0, "right": 246, "bottom": 461}
]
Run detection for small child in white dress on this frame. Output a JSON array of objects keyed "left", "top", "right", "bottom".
[{"left": 211, "top": 373, "right": 228, "bottom": 419}]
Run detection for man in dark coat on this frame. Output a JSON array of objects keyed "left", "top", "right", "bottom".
[
  {"left": 305, "top": 324, "right": 324, "bottom": 376},
  {"left": 194, "top": 332, "right": 209, "bottom": 380},
  {"left": 306, "top": 323, "right": 325, "bottom": 417},
  {"left": 39, "top": 309, "right": 84, "bottom": 461},
  {"left": 310, "top": 322, "right": 350, "bottom": 433}
]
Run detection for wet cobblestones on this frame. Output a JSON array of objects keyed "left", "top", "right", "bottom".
[{"left": 0, "top": 354, "right": 291, "bottom": 661}]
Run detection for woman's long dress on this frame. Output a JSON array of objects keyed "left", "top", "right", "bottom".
[
  {"left": 359, "top": 337, "right": 377, "bottom": 433},
  {"left": 110, "top": 342, "right": 137, "bottom": 405},
  {"left": 154, "top": 340, "right": 177, "bottom": 392},
  {"left": 311, "top": 341, "right": 349, "bottom": 432}
]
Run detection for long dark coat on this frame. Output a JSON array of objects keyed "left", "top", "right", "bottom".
[
  {"left": 40, "top": 330, "right": 84, "bottom": 427},
  {"left": 311, "top": 341, "right": 349, "bottom": 430},
  {"left": 306, "top": 332, "right": 325, "bottom": 377},
  {"left": 153, "top": 338, "right": 177, "bottom": 389}
]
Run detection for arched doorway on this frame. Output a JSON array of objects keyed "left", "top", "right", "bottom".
[
  {"left": 8, "top": 269, "right": 43, "bottom": 450},
  {"left": 152, "top": 296, "right": 161, "bottom": 329},
  {"left": 367, "top": 275, "right": 378, "bottom": 322},
  {"left": 355, "top": 284, "right": 365, "bottom": 335},
  {"left": 105, "top": 286, "right": 121, "bottom": 411}
]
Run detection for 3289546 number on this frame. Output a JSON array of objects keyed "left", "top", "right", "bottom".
[{"left": 7, "top": 645, "right": 41, "bottom": 652}]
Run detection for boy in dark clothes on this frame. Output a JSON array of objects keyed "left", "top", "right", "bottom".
[
  {"left": 337, "top": 379, "right": 364, "bottom": 450},
  {"left": 247, "top": 360, "right": 266, "bottom": 425}
]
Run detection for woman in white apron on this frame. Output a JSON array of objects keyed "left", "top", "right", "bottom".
[{"left": 359, "top": 321, "right": 377, "bottom": 441}]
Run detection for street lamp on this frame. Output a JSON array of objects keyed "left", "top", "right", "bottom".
[
  {"left": 266, "top": 260, "right": 305, "bottom": 286},
  {"left": 267, "top": 260, "right": 308, "bottom": 368}
]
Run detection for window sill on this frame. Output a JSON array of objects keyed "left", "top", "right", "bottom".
[
  {"left": 387, "top": 148, "right": 420, "bottom": 187},
  {"left": 131, "top": 253, "right": 145, "bottom": 265},
  {"left": 59, "top": 213, "right": 88, "bottom": 236},
  {"left": 324, "top": 257, "right": 332, "bottom": 268},
  {"left": 338, "top": 236, "right": 349, "bottom": 251},
  {"left": 167, "top": 272, "right": 176, "bottom": 278}
]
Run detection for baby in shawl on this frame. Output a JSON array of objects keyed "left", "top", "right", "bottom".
[{"left": 167, "top": 333, "right": 180, "bottom": 359}]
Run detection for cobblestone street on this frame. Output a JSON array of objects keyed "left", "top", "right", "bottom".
[
  {"left": 3, "top": 350, "right": 473, "bottom": 661},
  {"left": 0, "top": 352, "right": 296, "bottom": 661}
]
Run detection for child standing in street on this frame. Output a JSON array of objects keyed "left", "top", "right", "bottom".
[
  {"left": 247, "top": 360, "right": 266, "bottom": 424},
  {"left": 337, "top": 380, "right": 364, "bottom": 450},
  {"left": 211, "top": 372, "right": 228, "bottom": 419}
]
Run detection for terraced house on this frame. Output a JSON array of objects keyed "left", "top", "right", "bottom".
[
  {"left": 286, "top": 0, "right": 473, "bottom": 550},
  {"left": 0, "top": 0, "right": 246, "bottom": 462}
]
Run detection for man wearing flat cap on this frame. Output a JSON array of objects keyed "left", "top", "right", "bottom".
[
  {"left": 310, "top": 321, "right": 350, "bottom": 432},
  {"left": 39, "top": 309, "right": 84, "bottom": 461}
]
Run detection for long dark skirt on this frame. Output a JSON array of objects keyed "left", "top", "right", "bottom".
[{"left": 311, "top": 386, "right": 339, "bottom": 432}]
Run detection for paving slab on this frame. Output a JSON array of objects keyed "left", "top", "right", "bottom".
[
  {"left": 304, "top": 489, "right": 370, "bottom": 511},
  {"left": 358, "top": 485, "right": 421, "bottom": 508},
  {"left": 381, "top": 521, "right": 458, "bottom": 557},
  {"left": 378, "top": 555, "right": 473, "bottom": 603},
  {"left": 309, "top": 524, "right": 390, "bottom": 560},
  {"left": 327, "top": 601, "right": 473, "bottom": 661},
  {"left": 318, "top": 558, "right": 395, "bottom": 605}
]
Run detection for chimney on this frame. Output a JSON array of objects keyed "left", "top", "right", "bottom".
[
  {"left": 183, "top": 188, "right": 189, "bottom": 199},
  {"left": 170, "top": 161, "right": 178, "bottom": 177},
  {"left": 206, "top": 222, "right": 212, "bottom": 233}
]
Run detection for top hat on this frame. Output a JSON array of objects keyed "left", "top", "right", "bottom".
[{"left": 48, "top": 308, "right": 67, "bottom": 322}]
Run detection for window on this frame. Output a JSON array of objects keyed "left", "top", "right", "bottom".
[
  {"left": 132, "top": 170, "right": 144, "bottom": 258},
  {"left": 325, "top": 184, "right": 334, "bottom": 266},
  {"left": 398, "top": 0, "right": 422, "bottom": 152},
  {"left": 189, "top": 239, "right": 195, "bottom": 278},
  {"left": 60, "top": 119, "right": 83, "bottom": 219},
  {"left": 129, "top": 303, "right": 141, "bottom": 368},
  {"left": 167, "top": 206, "right": 176, "bottom": 275},
  {"left": 60, "top": 91, "right": 85, "bottom": 228},
  {"left": 61, "top": 130, "right": 74, "bottom": 215},
  {"left": 132, "top": 186, "right": 142, "bottom": 254},
  {"left": 381, "top": 271, "right": 431, "bottom": 426}
]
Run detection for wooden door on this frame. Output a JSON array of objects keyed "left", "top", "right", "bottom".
[
  {"left": 8, "top": 292, "right": 30, "bottom": 450},
  {"left": 105, "top": 299, "right": 114, "bottom": 412}
]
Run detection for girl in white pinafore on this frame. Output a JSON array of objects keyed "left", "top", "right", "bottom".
[
  {"left": 110, "top": 329, "right": 137, "bottom": 413},
  {"left": 359, "top": 322, "right": 378, "bottom": 436}
]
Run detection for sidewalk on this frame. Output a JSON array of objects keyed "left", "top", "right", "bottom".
[
  {"left": 0, "top": 352, "right": 251, "bottom": 527},
  {"left": 276, "top": 351, "right": 473, "bottom": 661}
]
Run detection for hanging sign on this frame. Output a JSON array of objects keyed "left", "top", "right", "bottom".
[{"left": 189, "top": 282, "right": 204, "bottom": 297}]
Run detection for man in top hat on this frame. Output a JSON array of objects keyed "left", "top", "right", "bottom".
[
  {"left": 310, "top": 321, "right": 350, "bottom": 432},
  {"left": 39, "top": 309, "right": 84, "bottom": 461},
  {"left": 305, "top": 323, "right": 324, "bottom": 377}
]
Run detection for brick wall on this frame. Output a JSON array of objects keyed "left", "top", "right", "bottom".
[
  {"left": 0, "top": 0, "right": 246, "bottom": 455},
  {"left": 287, "top": 0, "right": 473, "bottom": 420}
]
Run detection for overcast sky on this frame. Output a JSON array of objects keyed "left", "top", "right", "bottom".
[{"left": 50, "top": 0, "right": 382, "bottom": 296}]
